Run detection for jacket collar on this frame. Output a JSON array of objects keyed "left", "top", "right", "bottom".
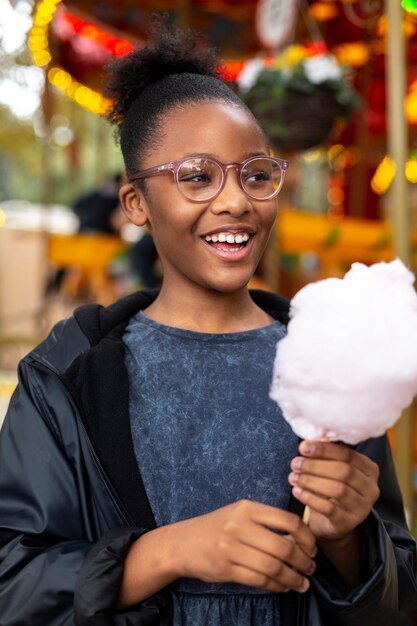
[{"left": 74, "top": 288, "right": 291, "bottom": 348}]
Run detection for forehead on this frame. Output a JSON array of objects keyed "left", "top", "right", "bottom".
[{"left": 148, "top": 101, "right": 268, "bottom": 163}]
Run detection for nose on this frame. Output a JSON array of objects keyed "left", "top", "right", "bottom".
[{"left": 209, "top": 166, "right": 250, "bottom": 216}]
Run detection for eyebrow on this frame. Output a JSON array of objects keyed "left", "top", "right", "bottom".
[{"left": 181, "top": 151, "right": 269, "bottom": 160}]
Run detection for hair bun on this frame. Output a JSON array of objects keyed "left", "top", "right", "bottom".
[{"left": 105, "top": 17, "right": 222, "bottom": 127}]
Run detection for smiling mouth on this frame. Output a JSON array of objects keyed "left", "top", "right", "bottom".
[{"left": 202, "top": 231, "right": 252, "bottom": 253}]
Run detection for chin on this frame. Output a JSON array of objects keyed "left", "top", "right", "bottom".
[{"left": 204, "top": 274, "right": 253, "bottom": 294}]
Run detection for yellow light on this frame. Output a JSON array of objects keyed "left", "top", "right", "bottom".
[
  {"left": 35, "top": 4, "right": 55, "bottom": 17},
  {"left": 328, "top": 144, "right": 345, "bottom": 161},
  {"left": 33, "top": 50, "right": 51, "bottom": 66},
  {"left": 406, "top": 159, "right": 417, "bottom": 183},
  {"left": 30, "top": 26, "right": 45, "bottom": 35},
  {"left": 28, "top": 35, "right": 48, "bottom": 51},
  {"left": 47, "top": 67, "right": 110, "bottom": 115},
  {"left": 28, "top": 0, "right": 62, "bottom": 67},
  {"left": 0, "top": 209, "right": 5, "bottom": 228},
  {"left": 406, "top": 91, "right": 417, "bottom": 124},
  {"left": 47, "top": 67, "right": 60, "bottom": 81},
  {"left": 270, "top": 45, "right": 307, "bottom": 70},
  {"left": 370, "top": 155, "right": 396, "bottom": 195},
  {"left": 67, "top": 81, "right": 79, "bottom": 99},
  {"left": 33, "top": 14, "right": 54, "bottom": 27},
  {"left": 303, "top": 148, "right": 323, "bottom": 162},
  {"left": 49, "top": 68, "right": 72, "bottom": 89}
]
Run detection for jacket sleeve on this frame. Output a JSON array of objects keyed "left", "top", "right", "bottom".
[
  {"left": 0, "top": 362, "right": 168, "bottom": 626},
  {"left": 73, "top": 528, "right": 170, "bottom": 626},
  {"left": 307, "top": 434, "right": 417, "bottom": 626}
]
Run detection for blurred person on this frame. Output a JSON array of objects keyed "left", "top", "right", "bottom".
[
  {"left": 46, "top": 174, "right": 124, "bottom": 295},
  {"left": 111, "top": 207, "right": 160, "bottom": 289},
  {"left": 74, "top": 173, "right": 123, "bottom": 234}
]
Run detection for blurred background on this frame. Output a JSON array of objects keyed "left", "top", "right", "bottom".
[{"left": 1, "top": 0, "right": 417, "bottom": 527}]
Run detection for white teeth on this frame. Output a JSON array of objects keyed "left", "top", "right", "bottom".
[{"left": 204, "top": 231, "right": 252, "bottom": 243}]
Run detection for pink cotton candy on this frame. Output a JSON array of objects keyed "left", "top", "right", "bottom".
[{"left": 270, "top": 259, "right": 417, "bottom": 444}]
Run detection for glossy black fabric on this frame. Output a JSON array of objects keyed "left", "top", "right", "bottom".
[{"left": 0, "top": 290, "right": 416, "bottom": 626}]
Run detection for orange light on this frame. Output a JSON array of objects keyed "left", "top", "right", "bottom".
[
  {"left": 59, "top": 12, "right": 134, "bottom": 56},
  {"left": 332, "top": 42, "right": 370, "bottom": 67},
  {"left": 309, "top": 3, "right": 338, "bottom": 21},
  {"left": 377, "top": 15, "right": 416, "bottom": 37},
  {"left": 327, "top": 187, "right": 345, "bottom": 205}
]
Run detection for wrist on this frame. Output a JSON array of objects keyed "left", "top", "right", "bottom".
[
  {"left": 117, "top": 525, "right": 182, "bottom": 609},
  {"left": 154, "top": 522, "right": 185, "bottom": 579},
  {"left": 317, "top": 529, "right": 361, "bottom": 589},
  {"left": 318, "top": 528, "right": 360, "bottom": 552}
]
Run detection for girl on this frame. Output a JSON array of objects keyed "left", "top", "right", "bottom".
[{"left": 0, "top": 22, "right": 416, "bottom": 626}]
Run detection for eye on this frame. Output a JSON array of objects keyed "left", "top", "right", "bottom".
[
  {"left": 179, "top": 170, "right": 212, "bottom": 184},
  {"left": 178, "top": 159, "right": 220, "bottom": 186},
  {"left": 244, "top": 169, "right": 272, "bottom": 184}
]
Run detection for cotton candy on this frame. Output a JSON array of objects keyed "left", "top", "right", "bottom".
[{"left": 270, "top": 259, "right": 417, "bottom": 444}]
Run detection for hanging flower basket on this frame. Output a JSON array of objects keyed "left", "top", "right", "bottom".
[{"left": 238, "top": 47, "right": 361, "bottom": 153}]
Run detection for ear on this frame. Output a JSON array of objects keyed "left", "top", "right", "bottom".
[{"left": 119, "top": 183, "right": 150, "bottom": 227}]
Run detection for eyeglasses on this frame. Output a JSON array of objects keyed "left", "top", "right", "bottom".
[{"left": 129, "top": 155, "right": 289, "bottom": 202}]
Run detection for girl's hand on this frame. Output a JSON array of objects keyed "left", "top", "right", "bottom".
[
  {"left": 170, "top": 499, "right": 317, "bottom": 594},
  {"left": 289, "top": 440, "right": 380, "bottom": 542}
]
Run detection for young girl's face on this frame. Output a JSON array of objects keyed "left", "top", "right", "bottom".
[{"left": 124, "top": 101, "right": 279, "bottom": 295}]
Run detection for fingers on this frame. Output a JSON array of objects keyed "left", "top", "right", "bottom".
[
  {"left": 289, "top": 472, "right": 365, "bottom": 509},
  {"left": 227, "top": 564, "right": 304, "bottom": 594},
  {"left": 176, "top": 499, "right": 317, "bottom": 593},
  {"left": 289, "top": 441, "right": 381, "bottom": 537},
  {"left": 226, "top": 541, "right": 313, "bottom": 593},
  {"left": 212, "top": 501, "right": 317, "bottom": 593},
  {"left": 289, "top": 460, "right": 380, "bottom": 503},
  {"left": 245, "top": 500, "right": 316, "bottom": 558},
  {"left": 292, "top": 441, "right": 380, "bottom": 501},
  {"left": 239, "top": 523, "right": 316, "bottom": 577},
  {"left": 298, "top": 440, "right": 380, "bottom": 479}
]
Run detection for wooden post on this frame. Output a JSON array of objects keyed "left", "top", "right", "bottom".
[
  {"left": 386, "top": 0, "right": 413, "bottom": 518},
  {"left": 40, "top": 77, "right": 54, "bottom": 205}
]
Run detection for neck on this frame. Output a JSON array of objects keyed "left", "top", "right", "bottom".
[{"left": 143, "top": 282, "right": 273, "bottom": 333}]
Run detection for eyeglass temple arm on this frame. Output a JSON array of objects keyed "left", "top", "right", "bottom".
[{"left": 129, "top": 164, "right": 174, "bottom": 183}]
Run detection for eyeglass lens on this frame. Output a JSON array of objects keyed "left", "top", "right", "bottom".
[{"left": 176, "top": 158, "right": 283, "bottom": 201}]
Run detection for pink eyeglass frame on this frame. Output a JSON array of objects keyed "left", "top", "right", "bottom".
[{"left": 129, "top": 155, "right": 289, "bottom": 202}]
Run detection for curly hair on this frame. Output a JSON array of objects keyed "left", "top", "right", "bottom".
[{"left": 104, "top": 17, "right": 253, "bottom": 177}]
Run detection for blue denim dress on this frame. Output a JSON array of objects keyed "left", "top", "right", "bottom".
[{"left": 123, "top": 312, "right": 298, "bottom": 626}]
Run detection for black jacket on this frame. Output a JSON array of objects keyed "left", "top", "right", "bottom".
[{"left": 0, "top": 289, "right": 416, "bottom": 626}]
